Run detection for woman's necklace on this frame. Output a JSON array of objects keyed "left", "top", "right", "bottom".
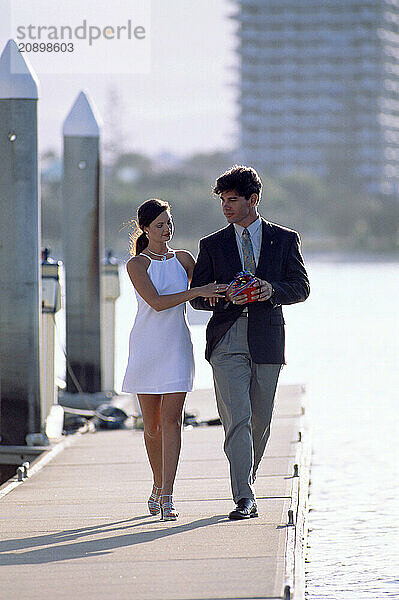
[{"left": 146, "top": 247, "right": 171, "bottom": 261}]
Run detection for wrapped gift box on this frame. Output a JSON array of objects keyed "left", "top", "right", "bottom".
[{"left": 228, "top": 270, "right": 259, "bottom": 303}]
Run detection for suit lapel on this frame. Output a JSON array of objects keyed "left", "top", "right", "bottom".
[
  {"left": 218, "top": 224, "right": 242, "bottom": 275},
  {"left": 255, "top": 219, "right": 275, "bottom": 279}
]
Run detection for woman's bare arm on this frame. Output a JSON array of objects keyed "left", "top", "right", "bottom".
[{"left": 127, "top": 256, "right": 226, "bottom": 312}]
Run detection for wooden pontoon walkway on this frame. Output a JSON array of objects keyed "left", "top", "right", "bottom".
[{"left": 0, "top": 385, "right": 310, "bottom": 600}]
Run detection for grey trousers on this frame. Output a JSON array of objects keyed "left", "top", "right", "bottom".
[{"left": 210, "top": 315, "right": 282, "bottom": 503}]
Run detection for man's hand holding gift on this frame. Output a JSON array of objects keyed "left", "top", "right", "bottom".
[
  {"left": 223, "top": 271, "right": 272, "bottom": 305},
  {"left": 252, "top": 278, "right": 274, "bottom": 302},
  {"left": 207, "top": 273, "right": 274, "bottom": 306}
]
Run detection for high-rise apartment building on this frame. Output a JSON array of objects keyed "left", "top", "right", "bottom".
[{"left": 234, "top": 0, "right": 399, "bottom": 194}]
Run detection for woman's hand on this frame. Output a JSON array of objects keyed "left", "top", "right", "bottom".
[{"left": 196, "top": 281, "right": 228, "bottom": 299}]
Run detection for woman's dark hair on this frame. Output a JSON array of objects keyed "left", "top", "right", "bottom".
[
  {"left": 213, "top": 164, "right": 262, "bottom": 202},
  {"left": 129, "top": 198, "right": 170, "bottom": 256}
]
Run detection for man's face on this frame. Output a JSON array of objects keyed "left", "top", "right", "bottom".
[{"left": 220, "top": 190, "right": 257, "bottom": 225}]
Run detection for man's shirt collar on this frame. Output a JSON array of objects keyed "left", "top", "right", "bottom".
[{"left": 234, "top": 215, "right": 262, "bottom": 237}]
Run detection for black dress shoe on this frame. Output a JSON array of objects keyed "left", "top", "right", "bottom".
[{"left": 228, "top": 498, "right": 258, "bottom": 520}]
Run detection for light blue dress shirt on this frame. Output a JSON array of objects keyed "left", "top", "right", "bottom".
[{"left": 233, "top": 216, "right": 262, "bottom": 269}]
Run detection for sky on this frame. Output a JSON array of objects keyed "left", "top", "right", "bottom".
[{"left": 0, "top": 0, "right": 238, "bottom": 158}]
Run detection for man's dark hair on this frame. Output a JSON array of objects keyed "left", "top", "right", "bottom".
[{"left": 213, "top": 165, "right": 262, "bottom": 201}]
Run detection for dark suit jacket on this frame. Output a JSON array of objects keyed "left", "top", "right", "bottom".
[{"left": 190, "top": 218, "right": 310, "bottom": 364}]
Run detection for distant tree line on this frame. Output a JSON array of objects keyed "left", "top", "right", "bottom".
[{"left": 41, "top": 150, "right": 399, "bottom": 261}]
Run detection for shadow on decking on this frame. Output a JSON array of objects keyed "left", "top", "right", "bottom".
[{"left": 0, "top": 514, "right": 227, "bottom": 565}]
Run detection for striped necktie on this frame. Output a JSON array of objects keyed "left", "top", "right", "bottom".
[{"left": 242, "top": 228, "right": 256, "bottom": 275}]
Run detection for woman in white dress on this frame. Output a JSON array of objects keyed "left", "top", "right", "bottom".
[{"left": 122, "top": 199, "right": 227, "bottom": 520}]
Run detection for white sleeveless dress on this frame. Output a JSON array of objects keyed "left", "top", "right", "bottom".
[{"left": 122, "top": 252, "right": 195, "bottom": 394}]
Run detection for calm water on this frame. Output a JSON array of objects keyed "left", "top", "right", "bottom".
[{"left": 60, "top": 260, "right": 399, "bottom": 599}]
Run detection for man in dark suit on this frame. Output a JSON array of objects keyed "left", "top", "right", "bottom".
[{"left": 190, "top": 165, "right": 310, "bottom": 520}]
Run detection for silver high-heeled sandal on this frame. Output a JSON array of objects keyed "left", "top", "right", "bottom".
[
  {"left": 160, "top": 494, "right": 178, "bottom": 521},
  {"left": 148, "top": 484, "right": 162, "bottom": 515}
]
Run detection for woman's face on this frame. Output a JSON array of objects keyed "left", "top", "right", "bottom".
[{"left": 146, "top": 210, "right": 174, "bottom": 243}]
